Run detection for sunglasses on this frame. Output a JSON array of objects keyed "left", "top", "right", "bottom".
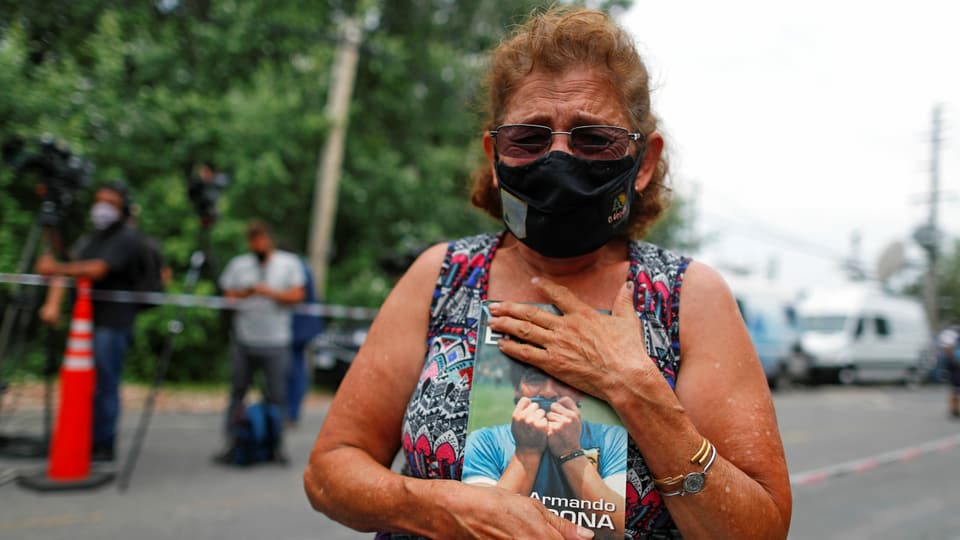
[{"left": 490, "top": 124, "right": 643, "bottom": 162}]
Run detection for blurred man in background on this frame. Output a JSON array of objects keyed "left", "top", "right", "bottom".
[
  {"left": 287, "top": 256, "right": 322, "bottom": 428},
  {"left": 35, "top": 180, "right": 150, "bottom": 462},
  {"left": 217, "top": 220, "right": 305, "bottom": 461},
  {"left": 942, "top": 331, "right": 960, "bottom": 418}
]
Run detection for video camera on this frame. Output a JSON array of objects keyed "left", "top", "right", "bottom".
[
  {"left": 1, "top": 135, "right": 94, "bottom": 228},
  {"left": 187, "top": 163, "right": 230, "bottom": 226}
]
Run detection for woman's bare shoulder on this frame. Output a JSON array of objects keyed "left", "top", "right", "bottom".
[
  {"left": 676, "top": 259, "right": 759, "bottom": 384},
  {"left": 315, "top": 242, "right": 451, "bottom": 465},
  {"left": 403, "top": 242, "right": 448, "bottom": 286},
  {"left": 383, "top": 242, "right": 448, "bottom": 310},
  {"left": 358, "top": 241, "right": 448, "bottom": 354},
  {"left": 678, "top": 260, "right": 737, "bottom": 314}
]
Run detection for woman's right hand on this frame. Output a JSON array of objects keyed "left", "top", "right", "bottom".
[{"left": 440, "top": 482, "right": 594, "bottom": 540}]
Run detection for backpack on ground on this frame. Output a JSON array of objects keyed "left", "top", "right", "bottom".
[{"left": 225, "top": 402, "right": 284, "bottom": 466}]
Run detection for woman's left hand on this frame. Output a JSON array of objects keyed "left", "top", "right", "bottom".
[{"left": 488, "top": 277, "right": 656, "bottom": 402}]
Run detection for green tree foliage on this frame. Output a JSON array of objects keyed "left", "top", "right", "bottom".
[{"left": 0, "top": 0, "right": 704, "bottom": 383}]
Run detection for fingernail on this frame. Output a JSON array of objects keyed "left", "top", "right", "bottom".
[
  {"left": 625, "top": 281, "right": 634, "bottom": 290},
  {"left": 489, "top": 302, "right": 501, "bottom": 313},
  {"left": 577, "top": 526, "right": 595, "bottom": 539}
]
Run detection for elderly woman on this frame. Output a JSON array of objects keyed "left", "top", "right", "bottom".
[{"left": 304, "top": 7, "right": 791, "bottom": 539}]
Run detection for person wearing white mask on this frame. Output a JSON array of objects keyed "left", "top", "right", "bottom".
[{"left": 36, "top": 180, "right": 145, "bottom": 462}]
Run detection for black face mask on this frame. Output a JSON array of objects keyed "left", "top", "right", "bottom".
[{"left": 495, "top": 151, "right": 642, "bottom": 258}]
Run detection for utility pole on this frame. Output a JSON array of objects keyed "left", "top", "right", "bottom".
[
  {"left": 924, "top": 104, "right": 943, "bottom": 332},
  {"left": 307, "top": 16, "right": 362, "bottom": 297},
  {"left": 845, "top": 230, "right": 863, "bottom": 280}
]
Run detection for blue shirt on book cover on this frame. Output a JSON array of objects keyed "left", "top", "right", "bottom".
[{"left": 462, "top": 420, "right": 628, "bottom": 497}]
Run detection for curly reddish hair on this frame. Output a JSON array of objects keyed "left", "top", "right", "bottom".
[{"left": 470, "top": 7, "right": 670, "bottom": 239}]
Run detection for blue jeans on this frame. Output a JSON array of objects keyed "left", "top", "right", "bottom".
[
  {"left": 93, "top": 326, "right": 132, "bottom": 447},
  {"left": 286, "top": 343, "right": 308, "bottom": 422}
]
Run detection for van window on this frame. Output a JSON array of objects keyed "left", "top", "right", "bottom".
[
  {"left": 854, "top": 317, "right": 865, "bottom": 339},
  {"left": 875, "top": 317, "right": 890, "bottom": 337},
  {"left": 784, "top": 306, "right": 797, "bottom": 328},
  {"left": 800, "top": 315, "right": 846, "bottom": 334}
]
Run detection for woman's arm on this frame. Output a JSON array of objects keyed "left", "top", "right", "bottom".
[
  {"left": 489, "top": 263, "right": 792, "bottom": 539},
  {"left": 303, "top": 243, "right": 443, "bottom": 532},
  {"left": 621, "top": 263, "right": 791, "bottom": 539},
  {"left": 303, "top": 243, "right": 592, "bottom": 540}
]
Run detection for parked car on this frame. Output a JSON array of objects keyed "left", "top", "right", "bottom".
[
  {"left": 791, "top": 283, "right": 931, "bottom": 385},
  {"left": 308, "top": 323, "right": 368, "bottom": 387}
]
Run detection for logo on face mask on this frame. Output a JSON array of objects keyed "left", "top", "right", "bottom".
[{"left": 607, "top": 192, "right": 628, "bottom": 224}]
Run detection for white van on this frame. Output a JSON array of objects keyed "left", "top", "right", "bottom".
[{"left": 791, "top": 284, "right": 931, "bottom": 385}]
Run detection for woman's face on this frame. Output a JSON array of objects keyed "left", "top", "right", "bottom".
[{"left": 497, "top": 66, "right": 634, "bottom": 167}]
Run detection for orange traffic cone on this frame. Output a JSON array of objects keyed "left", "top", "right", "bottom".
[{"left": 19, "top": 278, "right": 114, "bottom": 491}]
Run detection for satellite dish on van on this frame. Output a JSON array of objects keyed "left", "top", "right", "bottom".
[{"left": 876, "top": 241, "right": 906, "bottom": 282}]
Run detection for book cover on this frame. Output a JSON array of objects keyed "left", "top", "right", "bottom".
[{"left": 463, "top": 301, "right": 628, "bottom": 540}]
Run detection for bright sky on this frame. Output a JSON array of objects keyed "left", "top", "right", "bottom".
[{"left": 621, "top": 0, "right": 960, "bottom": 295}]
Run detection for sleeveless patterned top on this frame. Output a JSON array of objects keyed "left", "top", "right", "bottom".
[{"left": 378, "top": 232, "right": 691, "bottom": 540}]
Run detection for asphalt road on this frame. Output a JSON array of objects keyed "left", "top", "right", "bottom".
[
  {"left": 780, "top": 384, "right": 960, "bottom": 540},
  {"left": 1, "top": 384, "right": 958, "bottom": 539}
]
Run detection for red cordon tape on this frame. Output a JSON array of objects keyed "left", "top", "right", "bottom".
[
  {"left": 790, "top": 433, "right": 960, "bottom": 487},
  {"left": 0, "top": 272, "right": 377, "bottom": 320}
]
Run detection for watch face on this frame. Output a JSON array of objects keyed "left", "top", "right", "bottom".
[{"left": 683, "top": 472, "right": 706, "bottom": 494}]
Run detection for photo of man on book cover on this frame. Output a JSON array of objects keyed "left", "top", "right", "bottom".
[{"left": 463, "top": 303, "right": 627, "bottom": 540}]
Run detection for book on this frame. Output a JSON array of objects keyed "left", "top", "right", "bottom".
[{"left": 463, "top": 301, "right": 628, "bottom": 540}]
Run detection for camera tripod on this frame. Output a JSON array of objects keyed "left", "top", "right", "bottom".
[
  {"left": 0, "top": 218, "right": 65, "bottom": 460},
  {"left": 117, "top": 225, "right": 219, "bottom": 491}
]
